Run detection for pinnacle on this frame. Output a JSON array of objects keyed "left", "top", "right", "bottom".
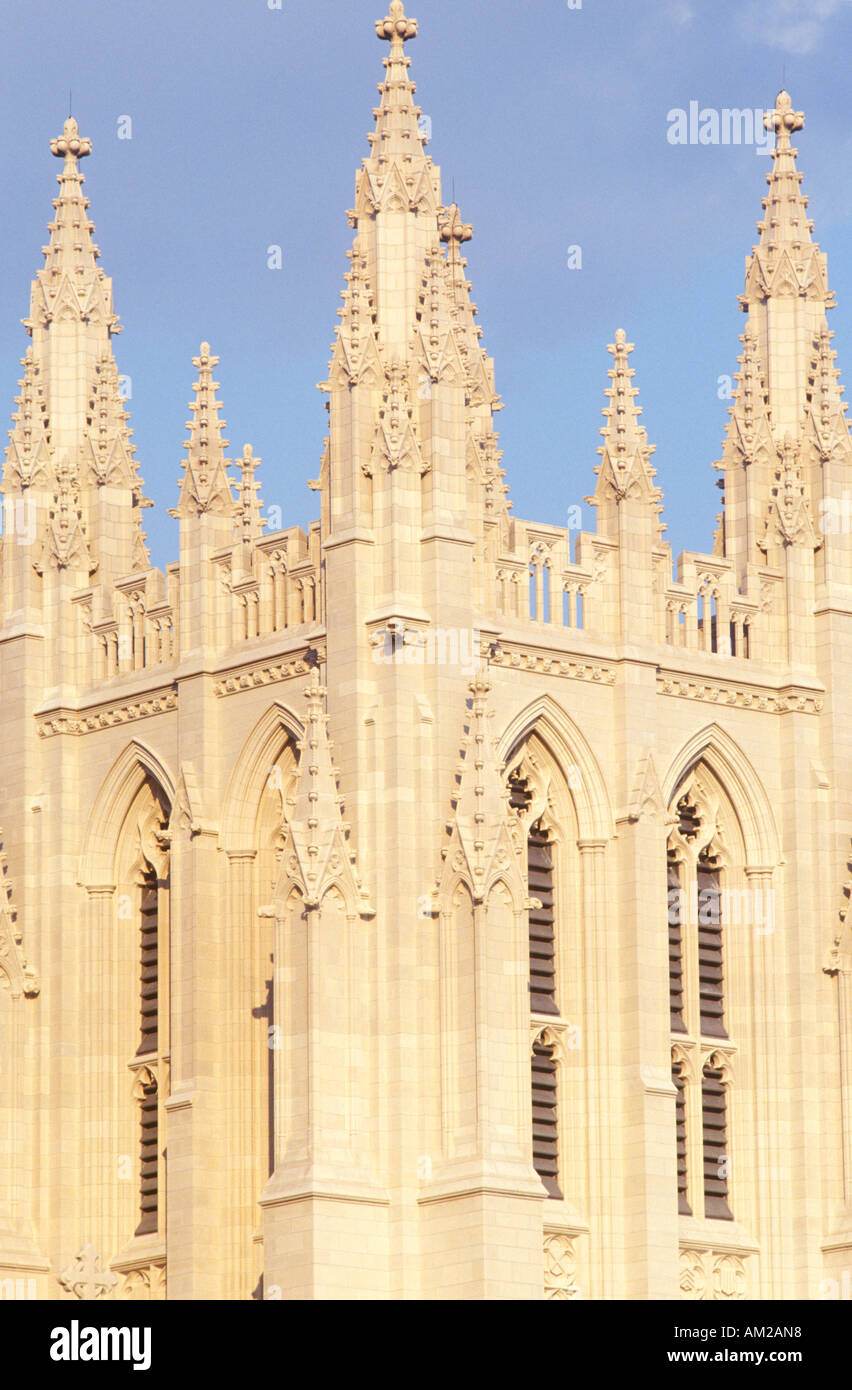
[
  {"left": 292, "top": 673, "right": 343, "bottom": 843},
  {"left": 171, "top": 343, "right": 234, "bottom": 519},
  {"left": 234, "top": 444, "right": 266, "bottom": 545},
  {"left": 598, "top": 329, "right": 655, "bottom": 467},
  {"left": 591, "top": 330, "right": 665, "bottom": 532}
]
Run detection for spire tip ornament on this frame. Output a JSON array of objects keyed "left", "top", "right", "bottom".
[
  {"left": 376, "top": 1, "right": 417, "bottom": 47},
  {"left": 764, "top": 90, "right": 804, "bottom": 148},
  {"left": 50, "top": 116, "right": 92, "bottom": 162}
]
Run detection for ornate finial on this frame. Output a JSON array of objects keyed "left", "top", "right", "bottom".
[
  {"left": 50, "top": 116, "right": 92, "bottom": 162},
  {"left": 439, "top": 204, "right": 473, "bottom": 247},
  {"left": 764, "top": 90, "right": 804, "bottom": 149},
  {"left": 376, "top": 1, "right": 417, "bottom": 48}
]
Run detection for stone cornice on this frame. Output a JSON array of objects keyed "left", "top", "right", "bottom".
[
  {"left": 214, "top": 644, "right": 326, "bottom": 697},
  {"left": 657, "top": 670, "right": 823, "bottom": 714},
  {"left": 37, "top": 686, "right": 178, "bottom": 738},
  {"left": 487, "top": 639, "right": 616, "bottom": 685}
]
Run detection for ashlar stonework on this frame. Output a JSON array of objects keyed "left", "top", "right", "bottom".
[{"left": 0, "top": 6, "right": 850, "bottom": 1300}]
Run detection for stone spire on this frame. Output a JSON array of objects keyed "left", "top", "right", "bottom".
[
  {"left": 590, "top": 329, "right": 665, "bottom": 538},
  {"left": 739, "top": 92, "right": 834, "bottom": 428},
  {"left": 171, "top": 344, "right": 234, "bottom": 518},
  {"left": 2, "top": 116, "right": 149, "bottom": 614},
  {"left": 39, "top": 118, "right": 104, "bottom": 291},
  {"left": 318, "top": 0, "right": 508, "bottom": 593},
  {"left": 718, "top": 92, "right": 842, "bottom": 574},
  {"left": 744, "top": 92, "right": 828, "bottom": 307},
  {"left": 372, "top": 2, "right": 424, "bottom": 166}
]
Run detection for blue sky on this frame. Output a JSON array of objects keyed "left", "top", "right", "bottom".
[{"left": 2, "top": 0, "right": 852, "bottom": 572}]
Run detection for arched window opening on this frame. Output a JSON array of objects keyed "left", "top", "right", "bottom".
[
  {"left": 509, "top": 774, "right": 558, "bottom": 1016},
  {"left": 118, "top": 777, "right": 171, "bottom": 1242},
  {"left": 667, "top": 766, "right": 739, "bottom": 1222}
]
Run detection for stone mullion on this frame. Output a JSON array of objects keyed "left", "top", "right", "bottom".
[{"left": 685, "top": 1057, "right": 705, "bottom": 1222}]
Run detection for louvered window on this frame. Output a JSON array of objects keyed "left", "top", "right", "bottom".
[
  {"left": 702, "top": 1066, "right": 732, "bottom": 1220},
  {"left": 137, "top": 1077, "right": 159, "bottom": 1235},
  {"left": 673, "top": 1060, "right": 691, "bottom": 1215},
  {"left": 509, "top": 775, "right": 558, "bottom": 1015},
  {"left": 531, "top": 1040, "right": 561, "bottom": 1198},
  {"left": 138, "top": 870, "right": 158, "bottom": 1055},
  {"left": 697, "top": 855, "right": 725, "bottom": 1037},
  {"left": 668, "top": 775, "right": 738, "bottom": 1222},
  {"left": 528, "top": 821, "right": 558, "bottom": 1015},
  {"left": 668, "top": 862, "right": 686, "bottom": 1033}
]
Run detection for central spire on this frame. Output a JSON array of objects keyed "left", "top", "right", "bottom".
[
  {"left": 43, "top": 117, "right": 107, "bottom": 296},
  {"left": 716, "top": 89, "right": 851, "bottom": 580}
]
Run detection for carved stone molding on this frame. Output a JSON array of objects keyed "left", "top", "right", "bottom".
[
  {"left": 0, "top": 832, "right": 39, "bottom": 998},
  {"left": 658, "top": 674, "right": 823, "bottom": 715},
  {"left": 671, "top": 1040, "right": 698, "bottom": 1084},
  {"left": 488, "top": 642, "right": 615, "bottom": 685},
  {"left": 544, "top": 1232, "right": 580, "bottom": 1300},
  {"left": 214, "top": 648, "right": 325, "bottom": 698},
  {"left": 701, "top": 1046, "right": 736, "bottom": 1085},
  {"left": 530, "top": 1019, "right": 579, "bottom": 1063},
  {"left": 679, "top": 1246, "right": 749, "bottom": 1301},
  {"left": 117, "top": 1261, "right": 166, "bottom": 1301},
  {"left": 58, "top": 1245, "right": 118, "bottom": 1301},
  {"left": 37, "top": 689, "right": 178, "bottom": 738}
]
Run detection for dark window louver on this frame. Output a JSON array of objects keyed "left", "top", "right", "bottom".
[
  {"left": 673, "top": 1062, "right": 691, "bottom": 1215},
  {"left": 137, "top": 1078, "right": 159, "bottom": 1235},
  {"left": 702, "top": 1067, "right": 733, "bottom": 1220},
  {"left": 528, "top": 821, "right": 558, "bottom": 1015},
  {"left": 509, "top": 775, "right": 558, "bottom": 1015},
  {"left": 531, "top": 1041, "right": 561, "bottom": 1198},
  {"left": 138, "top": 872, "right": 158, "bottom": 1055},
  {"left": 697, "top": 861, "right": 726, "bottom": 1037},
  {"left": 667, "top": 862, "right": 686, "bottom": 1033}
]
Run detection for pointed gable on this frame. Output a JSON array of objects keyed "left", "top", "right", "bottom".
[
  {"left": 274, "top": 671, "right": 373, "bottom": 916},
  {"left": 436, "top": 668, "right": 527, "bottom": 906}
]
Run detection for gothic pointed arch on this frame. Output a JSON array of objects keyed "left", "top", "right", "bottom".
[
  {"left": 219, "top": 700, "right": 305, "bottom": 855},
  {"left": 662, "top": 723, "right": 781, "bottom": 869},
  {"left": 497, "top": 693, "right": 614, "bottom": 843},
  {"left": 78, "top": 741, "right": 176, "bottom": 889}
]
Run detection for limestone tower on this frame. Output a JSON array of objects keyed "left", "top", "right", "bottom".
[{"left": 0, "top": 7, "right": 850, "bottom": 1302}]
